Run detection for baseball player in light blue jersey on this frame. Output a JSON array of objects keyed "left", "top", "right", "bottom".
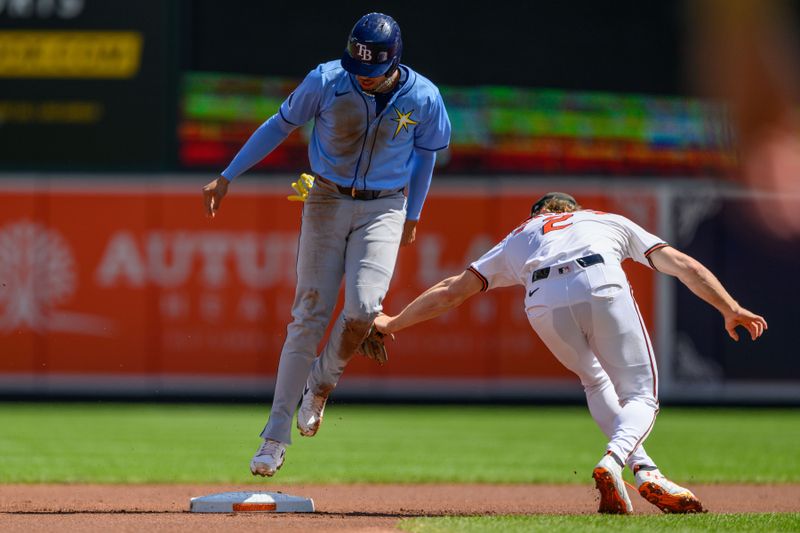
[{"left": 201, "top": 12, "right": 451, "bottom": 477}]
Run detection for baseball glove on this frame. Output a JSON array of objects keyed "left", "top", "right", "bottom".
[
  {"left": 356, "top": 325, "right": 392, "bottom": 366},
  {"left": 287, "top": 173, "right": 315, "bottom": 202}
]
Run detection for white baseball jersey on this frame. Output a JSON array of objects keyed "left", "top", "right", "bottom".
[
  {"left": 467, "top": 209, "right": 668, "bottom": 467},
  {"left": 468, "top": 210, "right": 667, "bottom": 292}
]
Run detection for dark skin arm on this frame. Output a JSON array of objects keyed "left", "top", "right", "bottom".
[
  {"left": 400, "top": 219, "right": 417, "bottom": 246},
  {"left": 202, "top": 176, "right": 230, "bottom": 218}
]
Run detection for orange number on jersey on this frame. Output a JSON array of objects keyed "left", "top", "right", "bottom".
[{"left": 542, "top": 213, "right": 574, "bottom": 234}]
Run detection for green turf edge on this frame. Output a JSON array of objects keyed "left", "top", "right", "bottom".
[
  {"left": 1, "top": 404, "right": 798, "bottom": 484},
  {"left": 397, "top": 513, "right": 800, "bottom": 533}
]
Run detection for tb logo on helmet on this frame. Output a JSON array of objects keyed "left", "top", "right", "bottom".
[
  {"left": 355, "top": 43, "right": 373, "bottom": 61},
  {"left": 341, "top": 12, "right": 403, "bottom": 78}
]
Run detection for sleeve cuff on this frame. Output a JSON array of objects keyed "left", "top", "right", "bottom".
[
  {"left": 279, "top": 108, "right": 298, "bottom": 126},
  {"left": 644, "top": 242, "right": 669, "bottom": 257},
  {"left": 645, "top": 243, "right": 669, "bottom": 269},
  {"left": 415, "top": 144, "right": 449, "bottom": 152},
  {"left": 467, "top": 266, "right": 489, "bottom": 292}
]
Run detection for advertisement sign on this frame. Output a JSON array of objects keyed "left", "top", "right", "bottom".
[
  {"left": 0, "top": 1, "right": 172, "bottom": 169},
  {"left": 0, "top": 178, "right": 659, "bottom": 398}
]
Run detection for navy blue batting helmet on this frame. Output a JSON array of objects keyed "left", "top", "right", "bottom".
[{"left": 341, "top": 13, "right": 402, "bottom": 77}]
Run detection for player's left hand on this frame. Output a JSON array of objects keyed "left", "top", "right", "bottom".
[
  {"left": 724, "top": 306, "right": 768, "bottom": 341},
  {"left": 288, "top": 173, "right": 315, "bottom": 202},
  {"left": 401, "top": 219, "right": 417, "bottom": 246}
]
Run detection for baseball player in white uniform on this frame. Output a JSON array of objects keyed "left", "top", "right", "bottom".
[{"left": 374, "top": 192, "right": 767, "bottom": 514}]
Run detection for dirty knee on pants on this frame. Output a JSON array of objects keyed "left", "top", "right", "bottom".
[
  {"left": 307, "top": 308, "right": 376, "bottom": 394},
  {"left": 338, "top": 316, "right": 374, "bottom": 360}
]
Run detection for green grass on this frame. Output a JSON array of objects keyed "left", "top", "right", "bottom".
[
  {"left": 0, "top": 403, "right": 798, "bottom": 484},
  {"left": 398, "top": 513, "right": 800, "bottom": 532}
]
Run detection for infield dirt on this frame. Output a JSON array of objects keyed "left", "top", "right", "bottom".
[{"left": 2, "top": 483, "right": 798, "bottom": 532}]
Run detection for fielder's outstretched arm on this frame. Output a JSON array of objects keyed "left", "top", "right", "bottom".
[
  {"left": 648, "top": 246, "right": 768, "bottom": 341},
  {"left": 374, "top": 270, "right": 484, "bottom": 335}
]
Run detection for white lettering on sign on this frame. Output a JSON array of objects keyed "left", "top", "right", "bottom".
[
  {"left": 148, "top": 232, "right": 196, "bottom": 288},
  {"left": 200, "top": 293, "right": 223, "bottom": 322},
  {"left": 94, "top": 231, "right": 299, "bottom": 289},
  {"left": 233, "top": 234, "right": 297, "bottom": 289},
  {"left": 0, "top": 0, "right": 84, "bottom": 18},
  {"left": 236, "top": 293, "right": 267, "bottom": 322},
  {"left": 158, "top": 291, "right": 270, "bottom": 324},
  {"left": 160, "top": 292, "right": 189, "bottom": 320},
  {"left": 196, "top": 234, "right": 230, "bottom": 289},
  {"left": 95, "top": 231, "right": 146, "bottom": 287}
]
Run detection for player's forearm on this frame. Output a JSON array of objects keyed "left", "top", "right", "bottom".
[
  {"left": 221, "top": 114, "right": 296, "bottom": 181},
  {"left": 383, "top": 275, "right": 464, "bottom": 333},
  {"left": 405, "top": 149, "right": 435, "bottom": 220},
  {"left": 677, "top": 257, "right": 740, "bottom": 317}
]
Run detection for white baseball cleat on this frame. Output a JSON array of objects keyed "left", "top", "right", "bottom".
[
  {"left": 635, "top": 467, "right": 705, "bottom": 513},
  {"left": 592, "top": 452, "right": 633, "bottom": 514},
  {"left": 250, "top": 439, "right": 286, "bottom": 477},
  {"left": 297, "top": 386, "right": 328, "bottom": 437}
]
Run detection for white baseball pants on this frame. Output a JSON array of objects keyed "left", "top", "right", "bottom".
[{"left": 526, "top": 258, "right": 659, "bottom": 469}]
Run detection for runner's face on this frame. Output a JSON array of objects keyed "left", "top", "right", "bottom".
[{"left": 356, "top": 73, "right": 388, "bottom": 92}]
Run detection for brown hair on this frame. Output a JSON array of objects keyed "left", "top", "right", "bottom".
[
  {"left": 530, "top": 191, "right": 579, "bottom": 216},
  {"left": 535, "top": 198, "right": 581, "bottom": 215}
]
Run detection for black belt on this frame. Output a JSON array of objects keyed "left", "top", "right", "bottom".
[
  {"left": 531, "top": 254, "right": 605, "bottom": 282},
  {"left": 317, "top": 176, "right": 402, "bottom": 201}
]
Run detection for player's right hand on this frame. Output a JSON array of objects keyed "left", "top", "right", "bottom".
[
  {"left": 400, "top": 219, "right": 417, "bottom": 246},
  {"left": 724, "top": 307, "right": 768, "bottom": 341},
  {"left": 203, "top": 176, "right": 229, "bottom": 218}
]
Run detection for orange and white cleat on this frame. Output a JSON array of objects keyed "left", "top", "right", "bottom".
[
  {"left": 593, "top": 452, "right": 633, "bottom": 514},
  {"left": 635, "top": 467, "right": 705, "bottom": 513}
]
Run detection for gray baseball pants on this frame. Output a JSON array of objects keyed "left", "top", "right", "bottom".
[{"left": 261, "top": 177, "right": 406, "bottom": 444}]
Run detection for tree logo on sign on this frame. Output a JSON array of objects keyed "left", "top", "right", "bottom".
[{"left": 0, "top": 221, "right": 112, "bottom": 335}]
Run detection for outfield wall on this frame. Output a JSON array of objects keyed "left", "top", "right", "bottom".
[{"left": 0, "top": 176, "right": 795, "bottom": 403}]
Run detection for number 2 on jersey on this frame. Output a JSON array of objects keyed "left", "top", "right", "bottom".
[{"left": 542, "top": 213, "right": 574, "bottom": 234}]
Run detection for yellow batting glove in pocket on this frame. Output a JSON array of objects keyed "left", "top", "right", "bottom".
[{"left": 287, "top": 173, "right": 315, "bottom": 202}]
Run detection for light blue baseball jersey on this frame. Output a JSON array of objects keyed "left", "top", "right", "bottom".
[{"left": 222, "top": 60, "right": 451, "bottom": 220}]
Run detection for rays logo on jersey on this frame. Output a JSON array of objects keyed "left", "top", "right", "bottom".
[{"left": 391, "top": 106, "right": 418, "bottom": 139}]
